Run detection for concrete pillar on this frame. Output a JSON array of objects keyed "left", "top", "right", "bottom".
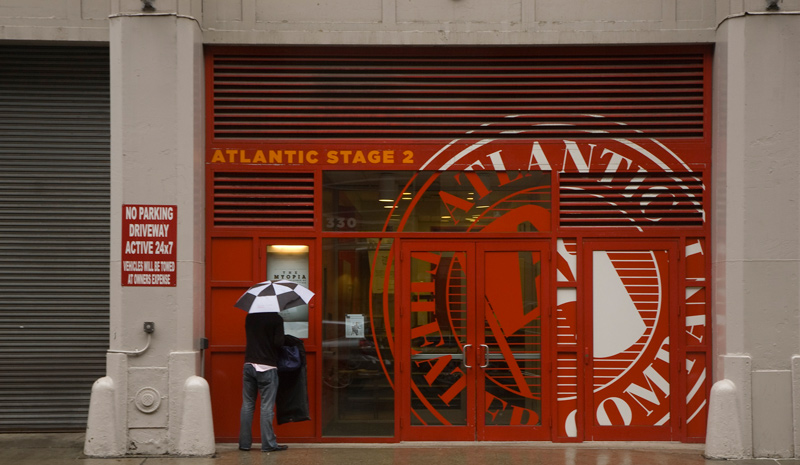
[
  {"left": 85, "top": 0, "right": 210, "bottom": 456},
  {"left": 709, "top": 9, "right": 800, "bottom": 459}
]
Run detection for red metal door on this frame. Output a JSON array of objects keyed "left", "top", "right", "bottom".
[
  {"left": 400, "top": 240, "right": 550, "bottom": 441},
  {"left": 584, "top": 240, "right": 679, "bottom": 441}
]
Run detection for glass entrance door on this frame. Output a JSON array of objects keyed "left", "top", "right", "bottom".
[{"left": 400, "top": 241, "right": 550, "bottom": 441}]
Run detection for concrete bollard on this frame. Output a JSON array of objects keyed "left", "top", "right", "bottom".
[
  {"left": 705, "top": 379, "right": 747, "bottom": 459},
  {"left": 174, "top": 375, "right": 216, "bottom": 456},
  {"left": 84, "top": 376, "right": 124, "bottom": 457}
]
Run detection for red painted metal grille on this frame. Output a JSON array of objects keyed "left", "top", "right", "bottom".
[
  {"left": 559, "top": 172, "right": 704, "bottom": 227},
  {"left": 210, "top": 48, "right": 707, "bottom": 140},
  {"left": 212, "top": 171, "right": 314, "bottom": 228}
]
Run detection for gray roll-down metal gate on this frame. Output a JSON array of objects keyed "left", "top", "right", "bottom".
[{"left": 0, "top": 45, "right": 110, "bottom": 431}]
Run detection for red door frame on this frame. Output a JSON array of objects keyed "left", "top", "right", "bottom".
[{"left": 399, "top": 241, "right": 477, "bottom": 441}]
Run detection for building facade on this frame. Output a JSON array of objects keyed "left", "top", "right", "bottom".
[{"left": 0, "top": 0, "right": 798, "bottom": 459}]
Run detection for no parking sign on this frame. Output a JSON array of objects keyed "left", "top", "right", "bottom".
[{"left": 121, "top": 205, "right": 177, "bottom": 286}]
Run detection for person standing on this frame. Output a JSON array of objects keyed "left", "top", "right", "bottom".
[{"left": 238, "top": 311, "right": 289, "bottom": 452}]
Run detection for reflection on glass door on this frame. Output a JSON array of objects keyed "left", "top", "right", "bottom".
[
  {"left": 403, "top": 242, "right": 548, "bottom": 441},
  {"left": 321, "top": 238, "right": 395, "bottom": 438},
  {"left": 480, "top": 247, "right": 545, "bottom": 440},
  {"left": 409, "top": 249, "right": 473, "bottom": 431}
]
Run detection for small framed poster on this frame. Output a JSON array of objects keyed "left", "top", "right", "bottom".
[{"left": 346, "top": 314, "right": 364, "bottom": 338}]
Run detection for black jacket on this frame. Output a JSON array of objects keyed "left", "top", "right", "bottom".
[
  {"left": 276, "top": 335, "right": 310, "bottom": 424},
  {"left": 244, "top": 312, "right": 285, "bottom": 367}
]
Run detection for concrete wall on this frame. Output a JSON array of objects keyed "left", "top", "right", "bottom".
[
  {"left": 0, "top": 0, "right": 722, "bottom": 44},
  {"left": 3, "top": 1, "right": 800, "bottom": 46},
  {"left": 201, "top": 0, "right": 718, "bottom": 44},
  {"left": 0, "top": 0, "right": 108, "bottom": 42},
  {"left": 710, "top": 11, "right": 800, "bottom": 459},
  {"left": 2, "top": 0, "right": 800, "bottom": 459}
]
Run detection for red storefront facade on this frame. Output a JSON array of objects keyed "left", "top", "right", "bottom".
[{"left": 204, "top": 45, "right": 712, "bottom": 443}]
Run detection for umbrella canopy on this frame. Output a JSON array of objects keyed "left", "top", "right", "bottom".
[{"left": 234, "top": 280, "right": 315, "bottom": 314}]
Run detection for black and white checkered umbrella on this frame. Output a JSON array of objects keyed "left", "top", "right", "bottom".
[{"left": 234, "top": 280, "right": 315, "bottom": 314}]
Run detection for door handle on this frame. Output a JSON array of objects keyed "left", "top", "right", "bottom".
[
  {"left": 462, "top": 344, "right": 472, "bottom": 368},
  {"left": 480, "top": 344, "right": 490, "bottom": 368}
]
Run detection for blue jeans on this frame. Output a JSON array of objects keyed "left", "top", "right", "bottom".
[{"left": 239, "top": 364, "right": 279, "bottom": 450}]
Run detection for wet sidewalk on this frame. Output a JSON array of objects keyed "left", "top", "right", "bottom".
[{"left": 2, "top": 433, "right": 798, "bottom": 465}]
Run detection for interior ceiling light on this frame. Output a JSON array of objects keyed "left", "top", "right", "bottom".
[{"left": 267, "top": 245, "right": 309, "bottom": 254}]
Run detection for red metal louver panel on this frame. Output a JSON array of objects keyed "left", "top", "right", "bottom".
[
  {"left": 210, "top": 47, "right": 707, "bottom": 140},
  {"left": 559, "top": 172, "right": 704, "bottom": 227},
  {"left": 212, "top": 171, "right": 314, "bottom": 228}
]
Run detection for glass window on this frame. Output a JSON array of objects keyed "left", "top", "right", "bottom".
[
  {"left": 322, "top": 172, "right": 408, "bottom": 232},
  {"left": 323, "top": 171, "right": 551, "bottom": 233},
  {"left": 321, "top": 238, "right": 395, "bottom": 437},
  {"left": 266, "top": 245, "right": 310, "bottom": 338}
]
